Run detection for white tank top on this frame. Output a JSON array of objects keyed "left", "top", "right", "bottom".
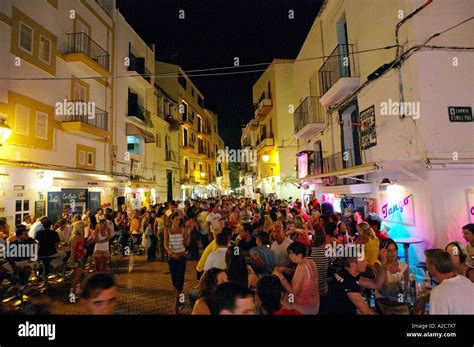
[
  {"left": 94, "top": 229, "right": 109, "bottom": 252},
  {"left": 169, "top": 231, "right": 186, "bottom": 254}
]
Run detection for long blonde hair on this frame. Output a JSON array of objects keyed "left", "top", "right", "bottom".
[
  {"left": 72, "top": 221, "right": 85, "bottom": 239},
  {"left": 357, "top": 221, "right": 376, "bottom": 239}
]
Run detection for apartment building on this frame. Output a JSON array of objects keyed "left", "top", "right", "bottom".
[{"left": 292, "top": 0, "right": 474, "bottom": 263}]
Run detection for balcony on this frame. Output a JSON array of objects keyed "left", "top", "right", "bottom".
[
  {"left": 198, "top": 145, "right": 207, "bottom": 157},
  {"left": 256, "top": 135, "right": 274, "bottom": 153},
  {"left": 127, "top": 53, "right": 152, "bottom": 86},
  {"left": 254, "top": 91, "right": 272, "bottom": 121},
  {"left": 318, "top": 44, "right": 360, "bottom": 106},
  {"left": 65, "top": 32, "right": 111, "bottom": 76},
  {"left": 127, "top": 100, "right": 153, "bottom": 128},
  {"left": 61, "top": 101, "right": 109, "bottom": 139},
  {"left": 294, "top": 96, "right": 325, "bottom": 139},
  {"left": 181, "top": 112, "right": 194, "bottom": 127},
  {"left": 321, "top": 149, "right": 364, "bottom": 186},
  {"left": 165, "top": 150, "right": 178, "bottom": 163}
]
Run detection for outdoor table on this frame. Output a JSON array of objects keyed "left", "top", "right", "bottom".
[{"left": 394, "top": 237, "right": 424, "bottom": 268}]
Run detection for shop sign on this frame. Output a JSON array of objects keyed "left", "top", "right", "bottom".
[
  {"left": 380, "top": 192, "right": 415, "bottom": 225},
  {"left": 466, "top": 189, "right": 474, "bottom": 223},
  {"left": 360, "top": 105, "right": 377, "bottom": 149},
  {"left": 61, "top": 189, "right": 87, "bottom": 202},
  {"left": 298, "top": 153, "right": 308, "bottom": 179}
]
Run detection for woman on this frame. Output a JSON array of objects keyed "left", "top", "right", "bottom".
[
  {"left": 155, "top": 209, "right": 167, "bottom": 262},
  {"left": 93, "top": 220, "right": 112, "bottom": 272},
  {"left": 164, "top": 212, "right": 191, "bottom": 314},
  {"left": 115, "top": 210, "right": 129, "bottom": 256},
  {"left": 225, "top": 246, "right": 258, "bottom": 288},
  {"left": 148, "top": 211, "right": 157, "bottom": 261},
  {"left": 273, "top": 241, "right": 319, "bottom": 314},
  {"left": 286, "top": 215, "right": 311, "bottom": 254},
  {"left": 192, "top": 268, "right": 228, "bottom": 315},
  {"left": 129, "top": 210, "right": 142, "bottom": 255},
  {"left": 56, "top": 218, "right": 72, "bottom": 263},
  {"left": 445, "top": 241, "right": 474, "bottom": 282},
  {"left": 355, "top": 221, "right": 380, "bottom": 266},
  {"left": 373, "top": 238, "right": 410, "bottom": 314},
  {"left": 68, "top": 220, "right": 86, "bottom": 296},
  {"left": 228, "top": 206, "right": 240, "bottom": 232},
  {"left": 185, "top": 210, "right": 200, "bottom": 260},
  {"left": 141, "top": 211, "right": 153, "bottom": 261}
]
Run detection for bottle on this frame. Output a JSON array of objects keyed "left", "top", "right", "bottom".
[{"left": 410, "top": 274, "right": 417, "bottom": 301}]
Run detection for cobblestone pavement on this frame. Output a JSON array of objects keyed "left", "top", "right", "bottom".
[{"left": 1, "top": 255, "right": 200, "bottom": 315}]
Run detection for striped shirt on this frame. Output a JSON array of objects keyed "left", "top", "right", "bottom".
[
  {"left": 307, "top": 246, "right": 332, "bottom": 295},
  {"left": 169, "top": 231, "right": 186, "bottom": 253}
]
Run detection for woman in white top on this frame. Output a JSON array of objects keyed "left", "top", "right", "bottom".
[
  {"left": 93, "top": 220, "right": 112, "bottom": 272},
  {"left": 164, "top": 212, "right": 191, "bottom": 314},
  {"left": 373, "top": 238, "right": 409, "bottom": 314}
]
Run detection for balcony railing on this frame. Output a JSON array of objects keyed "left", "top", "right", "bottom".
[
  {"left": 321, "top": 149, "right": 363, "bottom": 185},
  {"left": 128, "top": 54, "right": 151, "bottom": 83},
  {"left": 318, "top": 44, "right": 356, "bottom": 96},
  {"left": 66, "top": 32, "right": 110, "bottom": 71},
  {"left": 165, "top": 150, "right": 178, "bottom": 162},
  {"left": 62, "top": 100, "right": 108, "bottom": 130},
  {"left": 294, "top": 96, "right": 324, "bottom": 134}
]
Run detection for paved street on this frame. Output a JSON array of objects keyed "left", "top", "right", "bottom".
[{"left": 1, "top": 255, "right": 199, "bottom": 315}]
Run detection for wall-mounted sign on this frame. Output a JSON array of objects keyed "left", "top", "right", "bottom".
[
  {"left": 466, "top": 189, "right": 474, "bottom": 223},
  {"left": 298, "top": 152, "right": 308, "bottom": 179},
  {"left": 380, "top": 192, "right": 415, "bottom": 226},
  {"left": 360, "top": 105, "right": 377, "bottom": 149},
  {"left": 61, "top": 189, "right": 87, "bottom": 203},
  {"left": 448, "top": 106, "right": 472, "bottom": 122}
]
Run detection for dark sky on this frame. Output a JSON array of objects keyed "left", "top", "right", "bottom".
[{"left": 116, "top": 0, "right": 322, "bottom": 148}]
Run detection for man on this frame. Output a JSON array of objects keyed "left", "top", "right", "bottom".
[
  {"left": 80, "top": 272, "right": 117, "bottom": 314},
  {"left": 212, "top": 282, "right": 255, "bottom": 315},
  {"left": 196, "top": 207, "right": 210, "bottom": 249},
  {"left": 7, "top": 225, "right": 37, "bottom": 286},
  {"left": 206, "top": 203, "right": 221, "bottom": 240},
  {"left": 235, "top": 223, "right": 256, "bottom": 258},
  {"left": 367, "top": 219, "right": 387, "bottom": 241},
  {"left": 294, "top": 202, "right": 308, "bottom": 222},
  {"left": 249, "top": 232, "right": 277, "bottom": 275},
  {"left": 29, "top": 216, "right": 47, "bottom": 239},
  {"left": 425, "top": 249, "right": 474, "bottom": 314},
  {"left": 35, "top": 219, "right": 66, "bottom": 272},
  {"left": 204, "top": 232, "right": 229, "bottom": 271},
  {"left": 270, "top": 221, "right": 293, "bottom": 267},
  {"left": 327, "top": 254, "right": 387, "bottom": 315},
  {"left": 256, "top": 275, "right": 301, "bottom": 315},
  {"left": 462, "top": 224, "right": 474, "bottom": 266},
  {"left": 21, "top": 215, "right": 33, "bottom": 231}
]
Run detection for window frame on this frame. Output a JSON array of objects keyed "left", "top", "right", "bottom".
[
  {"left": 39, "top": 34, "right": 52, "bottom": 65},
  {"left": 18, "top": 21, "right": 33, "bottom": 54},
  {"left": 86, "top": 152, "right": 94, "bottom": 166},
  {"left": 79, "top": 150, "right": 86, "bottom": 165},
  {"left": 35, "top": 111, "right": 48, "bottom": 140}
]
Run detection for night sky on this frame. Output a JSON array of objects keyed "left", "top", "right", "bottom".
[{"left": 116, "top": 0, "right": 323, "bottom": 149}]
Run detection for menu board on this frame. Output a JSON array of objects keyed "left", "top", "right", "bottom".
[{"left": 360, "top": 105, "right": 377, "bottom": 149}]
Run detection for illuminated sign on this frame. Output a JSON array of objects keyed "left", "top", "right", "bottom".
[
  {"left": 467, "top": 189, "right": 474, "bottom": 223},
  {"left": 380, "top": 189, "right": 415, "bottom": 226},
  {"left": 298, "top": 152, "right": 308, "bottom": 179}
]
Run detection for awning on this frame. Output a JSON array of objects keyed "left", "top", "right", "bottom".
[
  {"left": 301, "top": 162, "right": 378, "bottom": 183},
  {"left": 126, "top": 123, "right": 155, "bottom": 143}
]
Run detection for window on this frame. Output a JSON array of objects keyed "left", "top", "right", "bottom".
[
  {"left": 183, "top": 127, "right": 188, "bottom": 146},
  {"left": 198, "top": 96, "right": 204, "bottom": 108},
  {"left": 181, "top": 102, "right": 188, "bottom": 121},
  {"left": 199, "top": 164, "right": 203, "bottom": 172},
  {"left": 197, "top": 115, "right": 202, "bottom": 132},
  {"left": 178, "top": 74, "right": 187, "bottom": 90},
  {"left": 79, "top": 150, "right": 86, "bottom": 165},
  {"left": 191, "top": 88, "right": 194, "bottom": 97},
  {"left": 35, "top": 111, "right": 48, "bottom": 140},
  {"left": 193, "top": 162, "right": 196, "bottom": 170},
  {"left": 15, "top": 199, "right": 30, "bottom": 226},
  {"left": 19, "top": 22, "right": 33, "bottom": 54},
  {"left": 184, "top": 157, "right": 189, "bottom": 174},
  {"left": 87, "top": 152, "right": 94, "bottom": 166},
  {"left": 156, "top": 132, "right": 162, "bottom": 148},
  {"left": 39, "top": 35, "right": 51, "bottom": 64},
  {"left": 127, "top": 135, "right": 144, "bottom": 155},
  {"left": 15, "top": 104, "right": 30, "bottom": 135},
  {"left": 74, "top": 82, "right": 87, "bottom": 101}
]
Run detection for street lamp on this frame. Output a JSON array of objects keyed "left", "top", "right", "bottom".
[
  {"left": 0, "top": 118, "right": 12, "bottom": 144},
  {"left": 200, "top": 171, "right": 205, "bottom": 178},
  {"left": 262, "top": 154, "right": 270, "bottom": 162}
]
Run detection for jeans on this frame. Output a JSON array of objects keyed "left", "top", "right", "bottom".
[
  {"left": 168, "top": 256, "right": 187, "bottom": 291},
  {"left": 148, "top": 235, "right": 157, "bottom": 260},
  {"left": 188, "top": 230, "right": 200, "bottom": 260},
  {"left": 119, "top": 229, "right": 130, "bottom": 255}
]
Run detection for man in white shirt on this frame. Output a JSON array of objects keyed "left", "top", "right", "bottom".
[
  {"left": 206, "top": 203, "right": 221, "bottom": 240},
  {"left": 204, "top": 232, "right": 229, "bottom": 271},
  {"left": 29, "top": 216, "right": 47, "bottom": 239},
  {"left": 21, "top": 215, "right": 33, "bottom": 231},
  {"left": 425, "top": 249, "right": 474, "bottom": 314},
  {"left": 270, "top": 221, "right": 293, "bottom": 267}
]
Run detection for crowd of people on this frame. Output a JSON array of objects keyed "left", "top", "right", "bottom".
[{"left": 1, "top": 195, "right": 474, "bottom": 315}]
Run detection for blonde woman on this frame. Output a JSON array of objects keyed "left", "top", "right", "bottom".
[
  {"left": 355, "top": 221, "right": 380, "bottom": 265},
  {"left": 69, "top": 221, "right": 86, "bottom": 296}
]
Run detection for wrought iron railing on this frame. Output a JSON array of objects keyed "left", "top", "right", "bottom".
[
  {"left": 62, "top": 100, "right": 108, "bottom": 131},
  {"left": 66, "top": 32, "right": 110, "bottom": 71},
  {"left": 318, "top": 44, "right": 357, "bottom": 95},
  {"left": 294, "top": 96, "right": 324, "bottom": 134}
]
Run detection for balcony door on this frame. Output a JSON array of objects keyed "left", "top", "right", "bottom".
[
  {"left": 75, "top": 18, "right": 90, "bottom": 54},
  {"left": 339, "top": 100, "right": 361, "bottom": 170},
  {"left": 336, "top": 14, "right": 350, "bottom": 77}
]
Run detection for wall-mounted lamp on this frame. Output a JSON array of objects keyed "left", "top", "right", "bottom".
[
  {"left": 0, "top": 119, "right": 12, "bottom": 144},
  {"left": 380, "top": 177, "right": 393, "bottom": 186},
  {"left": 262, "top": 154, "right": 270, "bottom": 162}
]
